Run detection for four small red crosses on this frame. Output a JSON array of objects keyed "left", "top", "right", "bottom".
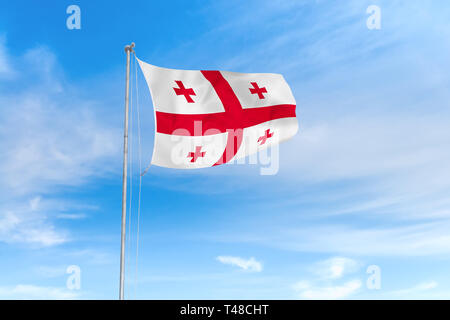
[{"left": 179, "top": 80, "right": 272, "bottom": 162}]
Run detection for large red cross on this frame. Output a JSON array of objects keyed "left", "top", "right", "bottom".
[
  {"left": 188, "top": 146, "right": 205, "bottom": 162},
  {"left": 258, "top": 129, "right": 274, "bottom": 145},
  {"left": 173, "top": 80, "right": 196, "bottom": 103},
  {"left": 157, "top": 71, "right": 296, "bottom": 166},
  {"left": 249, "top": 82, "right": 267, "bottom": 99}
]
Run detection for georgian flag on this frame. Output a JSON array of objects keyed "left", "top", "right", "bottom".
[{"left": 137, "top": 58, "right": 298, "bottom": 169}]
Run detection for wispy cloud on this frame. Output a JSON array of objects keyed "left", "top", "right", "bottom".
[
  {"left": 372, "top": 281, "right": 448, "bottom": 299},
  {"left": 0, "top": 284, "right": 80, "bottom": 299},
  {"left": 0, "top": 199, "right": 68, "bottom": 246},
  {"left": 275, "top": 220, "right": 450, "bottom": 256},
  {"left": 55, "top": 213, "right": 87, "bottom": 220},
  {"left": 0, "top": 91, "right": 120, "bottom": 195},
  {"left": 216, "top": 256, "right": 263, "bottom": 272},
  {"left": 389, "top": 281, "right": 438, "bottom": 297},
  {"left": 210, "top": 219, "right": 450, "bottom": 257},
  {"left": 293, "top": 279, "right": 361, "bottom": 300},
  {"left": 293, "top": 256, "right": 362, "bottom": 299},
  {"left": 312, "top": 257, "right": 360, "bottom": 280}
]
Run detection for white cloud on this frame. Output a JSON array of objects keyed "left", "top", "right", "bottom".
[
  {"left": 313, "top": 257, "right": 359, "bottom": 280},
  {"left": 416, "top": 281, "right": 439, "bottom": 290},
  {"left": 293, "top": 279, "right": 361, "bottom": 300},
  {"left": 0, "top": 94, "right": 120, "bottom": 195},
  {"left": 293, "top": 256, "right": 361, "bottom": 299},
  {"left": 56, "top": 213, "right": 87, "bottom": 220},
  {"left": 205, "top": 218, "right": 450, "bottom": 257},
  {"left": 284, "top": 115, "right": 450, "bottom": 185},
  {"left": 0, "top": 211, "right": 21, "bottom": 234},
  {"left": 270, "top": 220, "right": 450, "bottom": 256},
  {"left": 0, "top": 284, "right": 80, "bottom": 299},
  {"left": 0, "top": 208, "right": 67, "bottom": 246},
  {"left": 216, "top": 256, "right": 263, "bottom": 272},
  {"left": 388, "top": 281, "right": 438, "bottom": 298}
]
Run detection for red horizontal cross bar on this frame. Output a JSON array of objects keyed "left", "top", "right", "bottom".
[{"left": 155, "top": 104, "right": 296, "bottom": 136}]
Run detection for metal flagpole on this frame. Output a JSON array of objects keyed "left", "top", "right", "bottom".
[{"left": 120, "top": 42, "right": 135, "bottom": 300}]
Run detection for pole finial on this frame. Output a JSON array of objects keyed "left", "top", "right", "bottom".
[{"left": 125, "top": 42, "right": 135, "bottom": 53}]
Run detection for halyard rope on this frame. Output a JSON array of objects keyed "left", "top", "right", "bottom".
[{"left": 134, "top": 53, "right": 143, "bottom": 299}]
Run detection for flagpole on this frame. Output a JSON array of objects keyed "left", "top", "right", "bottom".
[{"left": 120, "top": 42, "right": 135, "bottom": 300}]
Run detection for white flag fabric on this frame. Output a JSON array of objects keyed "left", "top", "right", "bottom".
[{"left": 137, "top": 58, "right": 298, "bottom": 169}]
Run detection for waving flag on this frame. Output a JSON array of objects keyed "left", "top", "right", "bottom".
[{"left": 137, "top": 58, "right": 298, "bottom": 169}]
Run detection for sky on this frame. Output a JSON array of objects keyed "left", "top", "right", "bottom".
[{"left": 1, "top": 0, "right": 450, "bottom": 299}]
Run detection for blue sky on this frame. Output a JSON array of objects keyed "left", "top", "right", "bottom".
[{"left": 1, "top": 0, "right": 450, "bottom": 299}]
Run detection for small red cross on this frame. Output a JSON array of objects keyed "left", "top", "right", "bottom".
[
  {"left": 173, "top": 80, "right": 196, "bottom": 103},
  {"left": 188, "top": 146, "right": 206, "bottom": 162},
  {"left": 258, "top": 129, "right": 274, "bottom": 145},
  {"left": 249, "top": 82, "right": 267, "bottom": 99}
]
